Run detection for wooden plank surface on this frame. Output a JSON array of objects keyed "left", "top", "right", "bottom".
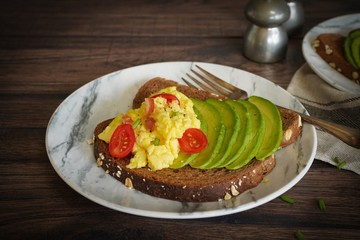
[{"left": 1, "top": 0, "right": 359, "bottom": 239}]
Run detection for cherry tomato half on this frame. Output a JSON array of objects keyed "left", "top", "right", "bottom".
[
  {"left": 178, "top": 128, "right": 208, "bottom": 154},
  {"left": 151, "top": 93, "right": 180, "bottom": 105},
  {"left": 109, "top": 124, "right": 136, "bottom": 158}
]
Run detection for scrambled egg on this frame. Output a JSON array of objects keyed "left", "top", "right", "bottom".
[{"left": 99, "top": 87, "right": 200, "bottom": 171}]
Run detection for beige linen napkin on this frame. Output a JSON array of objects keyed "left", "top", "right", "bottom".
[{"left": 287, "top": 63, "right": 360, "bottom": 175}]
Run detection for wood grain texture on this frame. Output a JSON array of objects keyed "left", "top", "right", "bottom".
[{"left": 1, "top": 0, "right": 359, "bottom": 239}]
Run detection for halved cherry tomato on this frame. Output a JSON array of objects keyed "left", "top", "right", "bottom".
[
  {"left": 109, "top": 124, "right": 135, "bottom": 158},
  {"left": 178, "top": 128, "right": 208, "bottom": 154},
  {"left": 145, "top": 98, "right": 155, "bottom": 117},
  {"left": 151, "top": 93, "right": 180, "bottom": 105}
]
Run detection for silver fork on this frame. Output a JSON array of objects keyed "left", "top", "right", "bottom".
[{"left": 182, "top": 65, "right": 360, "bottom": 149}]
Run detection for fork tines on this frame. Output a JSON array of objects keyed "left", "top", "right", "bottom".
[{"left": 182, "top": 65, "right": 248, "bottom": 100}]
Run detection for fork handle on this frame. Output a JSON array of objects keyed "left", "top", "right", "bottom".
[{"left": 298, "top": 112, "right": 360, "bottom": 149}]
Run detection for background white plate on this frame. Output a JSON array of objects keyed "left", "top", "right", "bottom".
[
  {"left": 302, "top": 14, "right": 360, "bottom": 94},
  {"left": 46, "top": 62, "right": 317, "bottom": 219}
]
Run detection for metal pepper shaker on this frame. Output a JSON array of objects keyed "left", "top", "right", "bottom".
[
  {"left": 283, "top": 0, "right": 304, "bottom": 36},
  {"left": 243, "top": 0, "right": 290, "bottom": 63}
]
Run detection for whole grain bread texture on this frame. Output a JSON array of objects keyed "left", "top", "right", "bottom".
[
  {"left": 93, "top": 78, "right": 303, "bottom": 202},
  {"left": 313, "top": 33, "right": 360, "bottom": 84}
]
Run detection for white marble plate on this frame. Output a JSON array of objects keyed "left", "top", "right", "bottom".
[
  {"left": 302, "top": 14, "right": 360, "bottom": 94},
  {"left": 46, "top": 62, "right": 317, "bottom": 219}
]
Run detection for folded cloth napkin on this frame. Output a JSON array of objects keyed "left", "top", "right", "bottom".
[{"left": 287, "top": 63, "right": 360, "bottom": 175}]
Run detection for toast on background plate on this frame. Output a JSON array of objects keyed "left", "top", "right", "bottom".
[{"left": 313, "top": 31, "right": 360, "bottom": 85}]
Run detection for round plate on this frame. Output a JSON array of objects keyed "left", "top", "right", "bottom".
[
  {"left": 302, "top": 14, "right": 360, "bottom": 94},
  {"left": 45, "top": 62, "right": 317, "bottom": 219}
]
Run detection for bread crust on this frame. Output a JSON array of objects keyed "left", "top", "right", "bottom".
[
  {"left": 313, "top": 33, "right": 360, "bottom": 84},
  {"left": 93, "top": 78, "right": 302, "bottom": 202},
  {"left": 94, "top": 119, "right": 276, "bottom": 202}
]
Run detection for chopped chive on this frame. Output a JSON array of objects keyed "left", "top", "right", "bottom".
[
  {"left": 333, "top": 156, "right": 346, "bottom": 170},
  {"left": 132, "top": 118, "right": 141, "bottom": 129},
  {"left": 154, "top": 138, "right": 160, "bottom": 146},
  {"left": 294, "top": 230, "right": 304, "bottom": 240},
  {"left": 172, "top": 111, "right": 180, "bottom": 117},
  {"left": 318, "top": 198, "right": 326, "bottom": 211},
  {"left": 280, "top": 195, "right": 295, "bottom": 204},
  {"left": 337, "top": 161, "right": 347, "bottom": 170}
]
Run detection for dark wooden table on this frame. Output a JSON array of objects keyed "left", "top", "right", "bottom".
[{"left": 1, "top": 1, "right": 359, "bottom": 239}]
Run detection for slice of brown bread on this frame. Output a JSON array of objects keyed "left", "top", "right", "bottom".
[
  {"left": 312, "top": 33, "right": 360, "bottom": 85},
  {"left": 94, "top": 119, "right": 276, "bottom": 202},
  {"left": 93, "top": 78, "right": 303, "bottom": 202}
]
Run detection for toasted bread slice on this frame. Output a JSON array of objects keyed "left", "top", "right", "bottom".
[
  {"left": 94, "top": 119, "right": 276, "bottom": 202},
  {"left": 313, "top": 33, "right": 360, "bottom": 84},
  {"left": 93, "top": 78, "right": 303, "bottom": 202}
]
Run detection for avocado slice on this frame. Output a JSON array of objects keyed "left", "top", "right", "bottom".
[
  {"left": 226, "top": 100, "right": 265, "bottom": 170},
  {"left": 218, "top": 100, "right": 250, "bottom": 167},
  {"left": 349, "top": 29, "right": 360, "bottom": 40},
  {"left": 345, "top": 29, "right": 360, "bottom": 69},
  {"left": 344, "top": 36, "right": 358, "bottom": 69},
  {"left": 351, "top": 36, "right": 360, "bottom": 69},
  {"left": 248, "top": 96, "right": 283, "bottom": 160},
  {"left": 170, "top": 106, "right": 207, "bottom": 169},
  {"left": 205, "top": 98, "right": 240, "bottom": 168},
  {"left": 189, "top": 98, "right": 225, "bottom": 169}
]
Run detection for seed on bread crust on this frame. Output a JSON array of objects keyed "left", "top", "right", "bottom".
[
  {"left": 325, "top": 44, "right": 333, "bottom": 55},
  {"left": 125, "top": 177, "right": 133, "bottom": 189},
  {"left": 231, "top": 185, "right": 240, "bottom": 196},
  {"left": 285, "top": 129, "right": 293, "bottom": 141},
  {"left": 224, "top": 192, "right": 232, "bottom": 200},
  {"left": 312, "top": 39, "right": 320, "bottom": 51},
  {"left": 96, "top": 153, "right": 103, "bottom": 167},
  {"left": 298, "top": 115, "right": 302, "bottom": 128}
]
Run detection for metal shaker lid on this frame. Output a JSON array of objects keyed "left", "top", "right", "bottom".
[{"left": 245, "top": 0, "right": 290, "bottom": 27}]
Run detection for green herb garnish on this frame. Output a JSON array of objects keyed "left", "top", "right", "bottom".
[
  {"left": 154, "top": 138, "right": 160, "bottom": 146},
  {"left": 333, "top": 156, "right": 347, "bottom": 169},
  {"left": 132, "top": 118, "right": 141, "bottom": 129},
  {"left": 318, "top": 198, "right": 326, "bottom": 211},
  {"left": 172, "top": 111, "right": 180, "bottom": 117},
  {"left": 337, "top": 161, "right": 347, "bottom": 169},
  {"left": 280, "top": 195, "right": 295, "bottom": 204},
  {"left": 294, "top": 230, "right": 304, "bottom": 240}
]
